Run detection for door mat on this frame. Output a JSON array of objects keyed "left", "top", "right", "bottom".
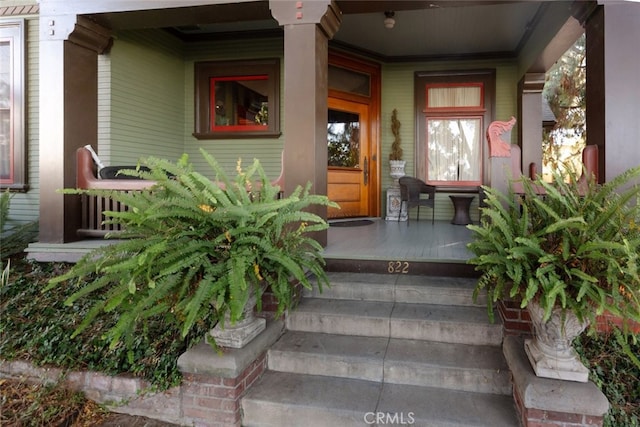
[{"left": 329, "top": 219, "right": 374, "bottom": 227}]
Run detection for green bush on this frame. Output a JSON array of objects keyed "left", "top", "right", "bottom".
[
  {"left": 1, "top": 258, "right": 206, "bottom": 390},
  {"left": 46, "top": 150, "right": 336, "bottom": 353},
  {"left": 468, "top": 166, "right": 640, "bottom": 334},
  {"left": 575, "top": 332, "right": 640, "bottom": 427},
  {"left": 0, "top": 189, "right": 38, "bottom": 260}
]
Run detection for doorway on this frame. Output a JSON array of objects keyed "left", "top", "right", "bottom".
[
  {"left": 327, "top": 52, "right": 381, "bottom": 219},
  {"left": 327, "top": 98, "right": 371, "bottom": 218}
]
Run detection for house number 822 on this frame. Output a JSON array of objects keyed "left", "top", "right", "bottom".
[{"left": 388, "top": 261, "right": 409, "bottom": 274}]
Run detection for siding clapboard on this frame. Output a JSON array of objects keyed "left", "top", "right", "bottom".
[
  {"left": 100, "top": 29, "right": 185, "bottom": 166},
  {"left": 183, "top": 37, "right": 285, "bottom": 180}
]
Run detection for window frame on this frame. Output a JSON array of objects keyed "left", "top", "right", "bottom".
[
  {"left": 193, "top": 58, "right": 280, "bottom": 139},
  {"left": 0, "top": 20, "right": 27, "bottom": 191},
  {"left": 414, "top": 70, "right": 495, "bottom": 187}
]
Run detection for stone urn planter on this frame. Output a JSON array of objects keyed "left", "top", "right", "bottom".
[
  {"left": 209, "top": 293, "right": 266, "bottom": 349},
  {"left": 468, "top": 164, "right": 640, "bottom": 385},
  {"left": 524, "top": 300, "right": 590, "bottom": 382}
]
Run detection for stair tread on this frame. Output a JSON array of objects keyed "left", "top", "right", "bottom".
[
  {"left": 271, "top": 330, "right": 507, "bottom": 371},
  {"left": 309, "top": 272, "right": 486, "bottom": 306},
  {"left": 242, "top": 371, "right": 518, "bottom": 427}
]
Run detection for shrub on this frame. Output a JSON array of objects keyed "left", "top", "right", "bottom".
[
  {"left": 0, "top": 189, "right": 38, "bottom": 260},
  {"left": 575, "top": 332, "right": 640, "bottom": 427},
  {"left": 468, "top": 166, "right": 640, "bottom": 335},
  {"left": 46, "top": 150, "right": 336, "bottom": 353},
  {"left": 1, "top": 258, "right": 204, "bottom": 390}
]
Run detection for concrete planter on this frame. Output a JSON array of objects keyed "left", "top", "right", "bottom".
[
  {"left": 209, "top": 293, "right": 266, "bottom": 349},
  {"left": 389, "top": 160, "right": 406, "bottom": 187},
  {"left": 524, "top": 300, "right": 590, "bottom": 382}
]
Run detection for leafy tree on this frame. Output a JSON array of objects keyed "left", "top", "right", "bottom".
[{"left": 543, "top": 34, "right": 586, "bottom": 176}]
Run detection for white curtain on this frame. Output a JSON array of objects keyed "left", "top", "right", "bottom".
[
  {"left": 427, "top": 118, "right": 481, "bottom": 182},
  {"left": 428, "top": 86, "right": 481, "bottom": 108}
]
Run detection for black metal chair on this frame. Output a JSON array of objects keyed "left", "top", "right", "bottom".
[{"left": 398, "top": 176, "right": 436, "bottom": 224}]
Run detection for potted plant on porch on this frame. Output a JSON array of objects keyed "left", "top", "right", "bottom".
[
  {"left": 388, "top": 108, "right": 405, "bottom": 184},
  {"left": 46, "top": 149, "right": 337, "bottom": 352},
  {"left": 467, "top": 165, "right": 640, "bottom": 382}
]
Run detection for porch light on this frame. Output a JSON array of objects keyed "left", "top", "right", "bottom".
[{"left": 384, "top": 11, "right": 395, "bottom": 29}]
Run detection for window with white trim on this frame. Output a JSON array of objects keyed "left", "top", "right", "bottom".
[{"left": 0, "top": 20, "right": 26, "bottom": 190}]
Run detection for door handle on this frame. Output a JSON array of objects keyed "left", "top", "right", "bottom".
[{"left": 363, "top": 156, "right": 369, "bottom": 186}]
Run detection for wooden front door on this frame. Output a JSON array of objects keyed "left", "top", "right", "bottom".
[{"left": 327, "top": 98, "right": 371, "bottom": 218}]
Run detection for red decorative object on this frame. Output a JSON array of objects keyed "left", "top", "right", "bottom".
[{"left": 486, "top": 116, "right": 516, "bottom": 158}]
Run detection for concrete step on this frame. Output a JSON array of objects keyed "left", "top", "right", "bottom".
[
  {"left": 241, "top": 371, "right": 519, "bottom": 427},
  {"left": 268, "top": 331, "right": 511, "bottom": 395},
  {"left": 287, "top": 298, "right": 502, "bottom": 346},
  {"left": 308, "top": 272, "right": 486, "bottom": 307}
]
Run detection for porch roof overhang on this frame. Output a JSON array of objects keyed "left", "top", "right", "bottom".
[{"left": 39, "top": 0, "right": 591, "bottom": 74}]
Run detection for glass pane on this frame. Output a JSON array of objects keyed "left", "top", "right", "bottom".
[
  {"left": 327, "top": 109, "right": 360, "bottom": 168},
  {"left": 0, "top": 41, "right": 10, "bottom": 108},
  {"left": 328, "top": 65, "right": 370, "bottom": 97},
  {"left": 427, "top": 118, "right": 481, "bottom": 182},
  {"left": 428, "top": 86, "right": 481, "bottom": 108},
  {"left": 0, "top": 40, "right": 11, "bottom": 180},
  {"left": 212, "top": 76, "right": 268, "bottom": 128}
]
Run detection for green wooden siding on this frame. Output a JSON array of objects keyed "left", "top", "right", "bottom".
[
  {"left": 102, "top": 30, "right": 518, "bottom": 223},
  {"left": 183, "top": 37, "right": 285, "bottom": 180},
  {"left": 101, "top": 32, "right": 285, "bottom": 181},
  {"left": 99, "top": 29, "right": 186, "bottom": 165},
  {"left": 381, "top": 59, "right": 518, "bottom": 221}
]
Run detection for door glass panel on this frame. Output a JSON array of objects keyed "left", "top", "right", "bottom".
[{"left": 328, "top": 109, "right": 360, "bottom": 168}]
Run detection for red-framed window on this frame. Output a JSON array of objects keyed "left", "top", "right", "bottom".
[
  {"left": 414, "top": 71, "right": 494, "bottom": 187},
  {"left": 209, "top": 75, "right": 269, "bottom": 132},
  {"left": 193, "top": 59, "right": 280, "bottom": 139}
]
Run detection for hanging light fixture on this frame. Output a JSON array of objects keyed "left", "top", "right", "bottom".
[{"left": 384, "top": 11, "right": 395, "bottom": 29}]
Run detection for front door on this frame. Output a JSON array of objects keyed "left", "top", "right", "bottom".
[{"left": 327, "top": 98, "right": 370, "bottom": 218}]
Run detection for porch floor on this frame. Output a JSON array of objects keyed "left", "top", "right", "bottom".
[
  {"left": 325, "top": 218, "right": 474, "bottom": 263},
  {"left": 26, "top": 218, "right": 476, "bottom": 267}
]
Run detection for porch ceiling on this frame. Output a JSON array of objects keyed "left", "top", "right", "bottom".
[{"left": 86, "top": 1, "right": 577, "bottom": 62}]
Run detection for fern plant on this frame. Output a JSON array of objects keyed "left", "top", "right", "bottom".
[
  {"left": 46, "top": 149, "right": 338, "bottom": 352},
  {"left": 467, "top": 165, "right": 640, "bottom": 337}
]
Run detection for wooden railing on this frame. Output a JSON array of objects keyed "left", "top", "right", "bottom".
[
  {"left": 76, "top": 147, "right": 155, "bottom": 238},
  {"left": 76, "top": 147, "right": 286, "bottom": 237}
]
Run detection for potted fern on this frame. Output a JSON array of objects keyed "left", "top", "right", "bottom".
[
  {"left": 467, "top": 165, "right": 640, "bottom": 382},
  {"left": 47, "top": 149, "right": 337, "bottom": 351}
]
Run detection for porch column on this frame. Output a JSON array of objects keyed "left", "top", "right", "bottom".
[
  {"left": 517, "top": 73, "right": 544, "bottom": 178},
  {"left": 586, "top": 3, "right": 640, "bottom": 182},
  {"left": 38, "top": 13, "right": 112, "bottom": 242},
  {"left": 270, "top": 0, "right": 341, "bottom": 246}
]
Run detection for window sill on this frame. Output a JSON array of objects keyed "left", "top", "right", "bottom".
[{"left": 193, "top": 131, "right": 282, "bottom": 140}]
